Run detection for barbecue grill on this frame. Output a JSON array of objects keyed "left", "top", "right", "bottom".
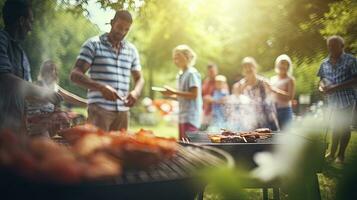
[
  {"left": 185, "top": 131, "right": 279, "bottom": 167},
  {"left": 185, "top": 131, "right": 325, "bottom": 200},
  {"left": 1, "top": 143, "right": 233, "bottom": 200}
]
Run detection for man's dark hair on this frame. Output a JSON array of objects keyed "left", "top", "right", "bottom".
[
  {"left": 113, "top": 10, "right": 133, "bottom": 23},
  {"left": 2, "top": 0, "right": 31, "bottom": 27}
]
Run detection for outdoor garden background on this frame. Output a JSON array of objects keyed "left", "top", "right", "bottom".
[{"left": 0, "top": 0, "right": 356, "bottom": 199}]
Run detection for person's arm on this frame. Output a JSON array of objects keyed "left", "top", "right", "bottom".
[
  {"left": 57, "top": 85, "right": 87, "bottom": 107},
  {"left": 202, "top": 79, "right": 212, "bottom": 103},
  {"left": 321, "top": 57, "right": 357, "bottom": 94},
  {"left": 287, "top": 78, "right": 296, "bottom": 100},
  {"left": 70, "top": 59, "right": 121, "bottom": 101},
  {"left": 264, "top": 80, "right": 289, "bottom": 97},
  {"left": 125, "top": 70, "right": 145, "bottom": 107},
  {"left": 0, "top": 33, "right": 61, "bottom": 104},
  {"left": 0, "top": 73, "right": 63, "bottom": 104},
  {"left": 163, "top": 86, "right": 198, "bottom": 100},
  {"left": 232, "top": 82, "right": 242, "bottom": 96},
  {"left": 321, "top": 76, "right": 357, "bottom": 94},
  {"left": 124, "top": 46, "right": 145, "bottom": 107},
  {"left": 163, "top": 71, "right": 201, "bottom": 100},
  {"left": 270, "top": 78, "right": 295, "bottom": 100}
]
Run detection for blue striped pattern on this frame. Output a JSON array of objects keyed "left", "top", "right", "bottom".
[
  {"left": 0, "top": 31, "right": 11, "bottom": 72},
  {"left": 77, "top": 33, "right": 141, "bottom": 111},
  {"left": 317, "top": 53, "right": 357, "bottom": 108},
  {"left": 0, "top": 30, "right": 31, "bottom": 81}
]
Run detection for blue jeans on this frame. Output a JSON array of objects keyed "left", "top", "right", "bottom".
[{"left": 277, "top": 107, "right": 293, "bottom": 130}]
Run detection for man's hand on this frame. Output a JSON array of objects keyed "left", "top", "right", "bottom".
[
  {"left": 319, "top": 84, "right": 337, "bottom": 94},
  {"left": 99, "top": 85, "right": 122, "bottom": 101},
  {"left": 124, "top": 90, "right": 139, "bottom": 107}
]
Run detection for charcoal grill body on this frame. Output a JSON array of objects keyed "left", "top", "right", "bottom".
[
  {"left": 186, "top": 132, "right": 282, "bottom": 167},
  {"left": 1, "top": 175, "right": 200, "bottom": 200},
  {"left": 0, "top": 144, "right": 233, "bottom": 200},
  {"left": 186, "top": 132, "right": 324, "bottom": 200}
]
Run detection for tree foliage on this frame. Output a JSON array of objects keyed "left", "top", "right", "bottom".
[
  {"left": 320, "top": 0, "right": 357, "bottom": 54},
  {"left": 0, "top": 0, "right": 100, "bottom": 97},
  {"left": 0, "top": 0, "right": 355, "bottom": 100}
]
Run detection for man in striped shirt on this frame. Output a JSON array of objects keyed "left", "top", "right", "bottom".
[
  {"left": 318, "top": 35, "right": 357, "bottom": 164},
  {"left": 70, "top": 10, "right": 144, "bottom": 131}
]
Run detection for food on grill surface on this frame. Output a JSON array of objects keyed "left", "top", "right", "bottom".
[
  {"left": 27, "top": 111, "right": 85, "bottom": 137},
  {"left": 82, "top": 152, "right": 122, "bottom": 180},
  {"left": 209, "top": 128, "right": 273, "bottom": 143},
  {"left": 254, "top": 128, "right": 272, "bottom": 133},
  {"left": 71, "top": 127, "right": 178, "bottom": 168},
  {"left": 0, "top": 125, "right": 177, "bottom": 184},
  {"left": 59, "top": 123, "right": 105, "bottom": 144}
]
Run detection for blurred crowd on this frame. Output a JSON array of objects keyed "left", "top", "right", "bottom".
[{"left": 164, "top": 35, "right": 357, "bottom": 164}]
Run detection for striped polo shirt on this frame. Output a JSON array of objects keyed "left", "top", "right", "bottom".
[{"left": 77, "top": 33, "right": 141, "bottom": 111}]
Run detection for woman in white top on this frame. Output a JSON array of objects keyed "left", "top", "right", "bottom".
[{"left": 270, "top": 54, "right": 296, "bottom": 129}]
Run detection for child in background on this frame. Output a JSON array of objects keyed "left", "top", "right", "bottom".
[
  {"left": 162, "top": 45, "right": 202, "bottom": 140},
  {"left": 210, "top": 75, "right": 229, "bottom": 128}
]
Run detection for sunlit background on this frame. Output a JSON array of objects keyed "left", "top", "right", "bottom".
[
  {"left": 0, "top": 0, "right": 357, "bottom": 199},
  {"left": 0, "top": 0, "right": 354, "bottom": 101}
]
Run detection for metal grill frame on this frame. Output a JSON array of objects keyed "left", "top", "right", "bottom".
[{"left": 0, "top": 142, "right": 234, "bottom": 200}]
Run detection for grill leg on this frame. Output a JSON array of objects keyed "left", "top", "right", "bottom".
[
  {"left": 273, "top": 188, "right": 280, "bottom": 200},
  {"left": 197, "top": 191, "right": 204, "bottom": 200},
  {"left": 262, "top": 188, "right": 269, "bottom": 200}
]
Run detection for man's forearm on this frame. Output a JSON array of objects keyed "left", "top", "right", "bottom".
[
  {"left": 0, "top": 73, "right": 62, "bottom": 105},
  {"left": 133, "top": 76, "right": 144, "bottom": 96},
  {"left": 131, "top": 71, "right": 144, "bottom": 96},
  {"left": 335, "top": 76, "right": 357, "bottom": 90},
  {"left": 70, "top": 70, "right": 103, "bottom": 91}
]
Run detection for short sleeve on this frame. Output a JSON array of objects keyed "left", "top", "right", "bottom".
[
  {"left": 131, "top": 46, "right": 142, "bottom": 71},
  {"left": 350, "top": 56, "right": 357, "bottom": 76},
  {"left": 0, "top": 32, "right": 12, "bottom": 74},
  {"left": 317, "top": 63, "right": 324, "bottom": 78},
  {"left": 188, "top": 72, "right": 201, "bottom": 89},
  {"left": 77, "top": 39, "right": 96, "bottom": 65}
]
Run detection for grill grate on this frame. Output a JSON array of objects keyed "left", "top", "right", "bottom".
[
  {"left": 52, "top": 137, "right": 233, "bottom": 185},
  {"left": 186, "top": 131, "right": 279, "bottom": 145},
  {"left": 118, "top": 145, "right": 232, "bottom": 184}
]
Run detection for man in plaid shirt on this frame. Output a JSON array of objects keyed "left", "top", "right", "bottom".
[{"left": 318, "top": 35, "right": 357, "bottom": 164}]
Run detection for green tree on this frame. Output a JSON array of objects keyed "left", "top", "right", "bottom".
[
  {"left": 0, "top": 0, "right": 100, "bottom": 97},
  {"left": 320, "top": 0, "right": 357, "bottom": 54}
]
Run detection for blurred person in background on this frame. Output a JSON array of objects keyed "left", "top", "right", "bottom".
[
  {"left": 27, "top": 60, "right": 87, "bottom": 137},
  {"left": 208, "top": 75, "right": 230, "bottom": 129},
  {"left": 201, "top": 63, "right": 218, "bottom": 129},
  {"left": 0, "top": 0, "right": 63, "bottom": 134},
  {"left": 318, "top": 35, "right": 357, "bottom": 164},
  {"left": 162, "top": 44, "right": 202, "bottom": 140},
  {"left": 70, "top": 10, "right": 144, "bottom": 131},
  {"left": 270, "top": 54, "right": 296, "bottom": 130},
  {"left": 232, "top": 57, "right": 280, "bottom": 131}
]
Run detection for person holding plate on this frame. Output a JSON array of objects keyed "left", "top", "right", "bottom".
[{"left": 161, "top": 45, "right": 202, "bottom": 140}]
